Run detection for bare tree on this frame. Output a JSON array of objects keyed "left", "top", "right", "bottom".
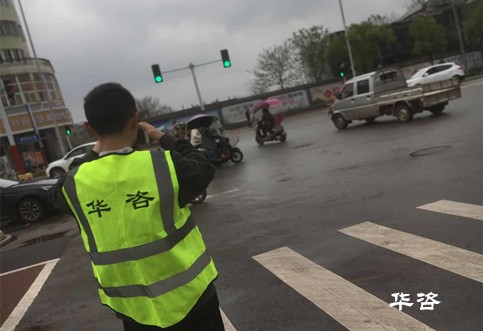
[
  {"left": 135, "top": 96, "right": 173, "bottom": 119},
  {"left": 252, "top": 41, "right": 302, "bottom": 91}
]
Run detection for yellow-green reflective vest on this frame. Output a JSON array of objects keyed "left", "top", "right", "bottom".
[{"left": 62, "top": 150, "right": 218, "bottom": 328}]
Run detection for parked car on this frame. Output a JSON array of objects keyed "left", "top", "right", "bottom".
[
  {"left": 0, "top": 178, "right": 57, "bottom": 224},
  {"left": 46, "top": 142, "right": 95, "bottom": 178},
  {"left": 407, "top": 62, "right": 465, "bottom": 87}
]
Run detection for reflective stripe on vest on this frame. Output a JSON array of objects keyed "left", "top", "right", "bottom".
[{"left": 62, "top": 150, "right": 218, "bottom": 328}]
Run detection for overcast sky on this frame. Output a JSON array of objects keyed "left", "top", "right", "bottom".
[{"left": 17, "top": 0, "right": 410, "bottom": 122}]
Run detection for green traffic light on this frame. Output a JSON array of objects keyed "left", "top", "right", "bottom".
[
  {"left": 155, "top": 76, "right": 163, "bottom": 83},
  {"left": 223, "top": 60, "right": 231, "bottom": 68},
  {"left": 340, "top": 72, "right": 345, "bottom": 77},
  {"left": 66, "top": 129, "right": 71, "bottom": 136}
]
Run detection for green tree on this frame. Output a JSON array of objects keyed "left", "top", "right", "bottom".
[
  {"left": 409, "top": 15, "right": 448, "bottom": 63},
  {"left": 462, "top": 1, "right": 483, "bottom": 48},
  {"left": 252, "top": 41, "right": 301, "bottom": 91},
  {"left": 290, "top": 26, "right": 330, "bottom": 82},
  {"left": 135, "top": 96, "right": 172, "bottom": 120},
  {"left": 326, "top": 34, "right": 349, "bottom": 77},
  {"left": 348, "top": 20, "right": 396, "bottom": 73}
]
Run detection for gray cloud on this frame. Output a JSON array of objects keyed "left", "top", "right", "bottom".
[{"left": 18, "top": 0, "right": 408, "bottom": 122}]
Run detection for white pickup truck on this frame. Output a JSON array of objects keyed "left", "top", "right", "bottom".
[{"left": 328, "top": 68, "right": 462, "bottom": 130}]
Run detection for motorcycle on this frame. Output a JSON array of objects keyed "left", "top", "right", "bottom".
[
  {"left": 251, "top": 98, "right": 287, "bottom": 145},
  {"left": 255, "top": 124, "right": 287, "bottom": 145},
  {"left": 186, "top": 114, "right": 244, "bottom": 166}
]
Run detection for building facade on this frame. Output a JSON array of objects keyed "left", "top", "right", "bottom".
[{"left": 0, "top": 0, "right": 73, "bottom": 178}]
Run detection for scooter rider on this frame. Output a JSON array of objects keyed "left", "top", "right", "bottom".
[{"left": 259, "top": 108, "right": 275, "bottom": 137}]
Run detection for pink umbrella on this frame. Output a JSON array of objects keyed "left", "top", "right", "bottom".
[
  {"left": 253, "top": 98, "right": 282, "bottom": 112},
  {"left": 252, "top": 98, "right": 284, "bottom": 124}
]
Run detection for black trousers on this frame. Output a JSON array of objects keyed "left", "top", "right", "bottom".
[{"left": 122, "top": 293, "right": 225, "bottom": 331}]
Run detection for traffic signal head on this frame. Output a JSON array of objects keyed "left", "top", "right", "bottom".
[
  {"left": 340, "top": 71, "right": 345, "bottom": 77},
  {"left": 151, "top": 64, "right": 163, "bottom": 83},
  {"left": 339, "top": 63, "right": 345, "bottom": 78},
  {"left": 65, "top": 126, "right": 71, "bottom": 136},
  {"left": 220, "top": 49, "right": 231, "bottom": 68}
]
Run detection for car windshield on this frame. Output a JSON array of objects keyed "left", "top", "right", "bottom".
[
  {"left": 410, "top": 68, "right": 428, "bottom": 79},
  {"left": 0, "top": 178, "right": 19, "bottom": 188}
]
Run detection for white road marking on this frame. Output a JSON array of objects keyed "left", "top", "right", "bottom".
[
  {"left": 253, "top": 247, "right": 434, "bottom": 331},
  {"left": 220, "top": 309, "right": 237, "bottom": 331},
  {"left": 206, "top": 188, "right": 240, "bottom": 199},
  {"left": 339, "top": 222, "right": 483, "bottom": 283},
  {"left": 0, "top": 258, "right": 60, "bottom": 277},
  {"left": 417, "top": 200, "right": 483, "bottom": 221},
  {"left": 0, "top": 260, "right": 59, "bottom": 331}
]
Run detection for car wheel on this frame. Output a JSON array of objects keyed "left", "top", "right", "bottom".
[
  {"left": 17, "top": 198, "right": 45, "bottom": 223},
  {"left": 50, "top": 167, "right": 65, "bottom": 178},
  {"left": 429, "top": 104, "right": 445, "bottom": 115},
  {"left": 333, "top": 114, "right": 348, "bottom": 130},
  {"left": 453, "top": 75, "right": 463, "bottom": 84},
  {"left": 396, "top": 104, "right": 413, "bottom": 122},
  {"left": 280, "top": 133, "right": 287, "bottom": 142}
]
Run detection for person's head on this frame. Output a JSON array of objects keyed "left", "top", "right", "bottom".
[{"left": 83, "top": 82, "right": 138, "bottom": 141}]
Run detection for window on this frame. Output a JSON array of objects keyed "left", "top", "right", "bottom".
[
  {"left": 378, "top": 71, "right": 398, "bottom": 82},
  {"left": 356, "top": 79, "right": 370, "bottom": 95},
  {"left": 0, "top": 21, "right": 18, "bottom": 37},
  {"left": 66, "top": 146, "right": 87, "bottom": 159},
  {"left": 340, "top": 83, "right": 354, "bottom": 99},
  {"left": 435, "top": 64, "right": 451, "bottom": 73}
]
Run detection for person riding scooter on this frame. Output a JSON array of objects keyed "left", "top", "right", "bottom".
[{"left": 258, "top": 108, "right": 275, "bottom": 137}]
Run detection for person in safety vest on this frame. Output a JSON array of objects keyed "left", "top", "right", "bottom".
[{"left": 48, "top": 82, "right": 224, "bottom": 331}]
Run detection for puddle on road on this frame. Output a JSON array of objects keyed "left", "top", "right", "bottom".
[{"left": 18, "top": 231, "right": 68, "bottom": 248}]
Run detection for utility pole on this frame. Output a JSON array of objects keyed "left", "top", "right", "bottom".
[
  {"left": 18, "top": 0, "right": 67, "bottom": 156},
  {"left": 188, "top": 63, "right": 205, "bottom": 112},
  {"left": 160, "top": 58, "right": 222, "bottom": 112},
  {"left": 450, "top": 0, "right": 467, "bottom": 70},
  {"left": 338, "top": 0, "right": 356, "bottom": 78}
]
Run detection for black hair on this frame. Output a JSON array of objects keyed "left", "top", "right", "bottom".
[{"left": 84, "top": 82, "right": 137, "bottom": 135}]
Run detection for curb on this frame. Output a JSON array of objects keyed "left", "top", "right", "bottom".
[{"left": 0, "top": 230, "right": 14, "bottom": 247}]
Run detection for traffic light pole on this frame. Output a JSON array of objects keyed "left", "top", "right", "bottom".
[
  {"left": 161, "top": 59, "right": 223, "bottom": 113},
  {"left": 338, "top": 0, "right": 356, "bottom": 78}
]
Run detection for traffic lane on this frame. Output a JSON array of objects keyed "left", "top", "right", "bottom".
[
  {"left": 213, "top": 82, "right": 481, "bottom": 196},
  {"left": 197, "top": 85, "right": 481, "bottom": 329},
  {"left": 13, "top": 237, "right": 123, "bottom": 331},
  {"left": 0, "top": 213, "right": 78, "bottom": 273},
  {"left": 0, "top": 265, "right": 44, "bottom": 326}
]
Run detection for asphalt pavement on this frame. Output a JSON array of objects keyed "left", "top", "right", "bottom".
[{"left": 1, "top": 79, "right": 482, "bottom": 331}]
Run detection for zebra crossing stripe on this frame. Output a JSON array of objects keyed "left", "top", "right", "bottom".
[
  {"left": 339, "top": 222, "right": 483, "bottom": 283},
  {"left": 253, "top": 247, "right": 434, "bottom": 331},
  {"left": 220, "top": 309, "right": 237, "bottom": 331},
  {"left": 417, "top": 200, "right": 483, "bottom": 221}
]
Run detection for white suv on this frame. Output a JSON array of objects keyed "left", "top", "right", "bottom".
[
  {"left": 46, "top": 142, "right": 95, "bottom": 178},
  {"left": 407, "top": 62, "right": 465, "bottom": 87}
]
